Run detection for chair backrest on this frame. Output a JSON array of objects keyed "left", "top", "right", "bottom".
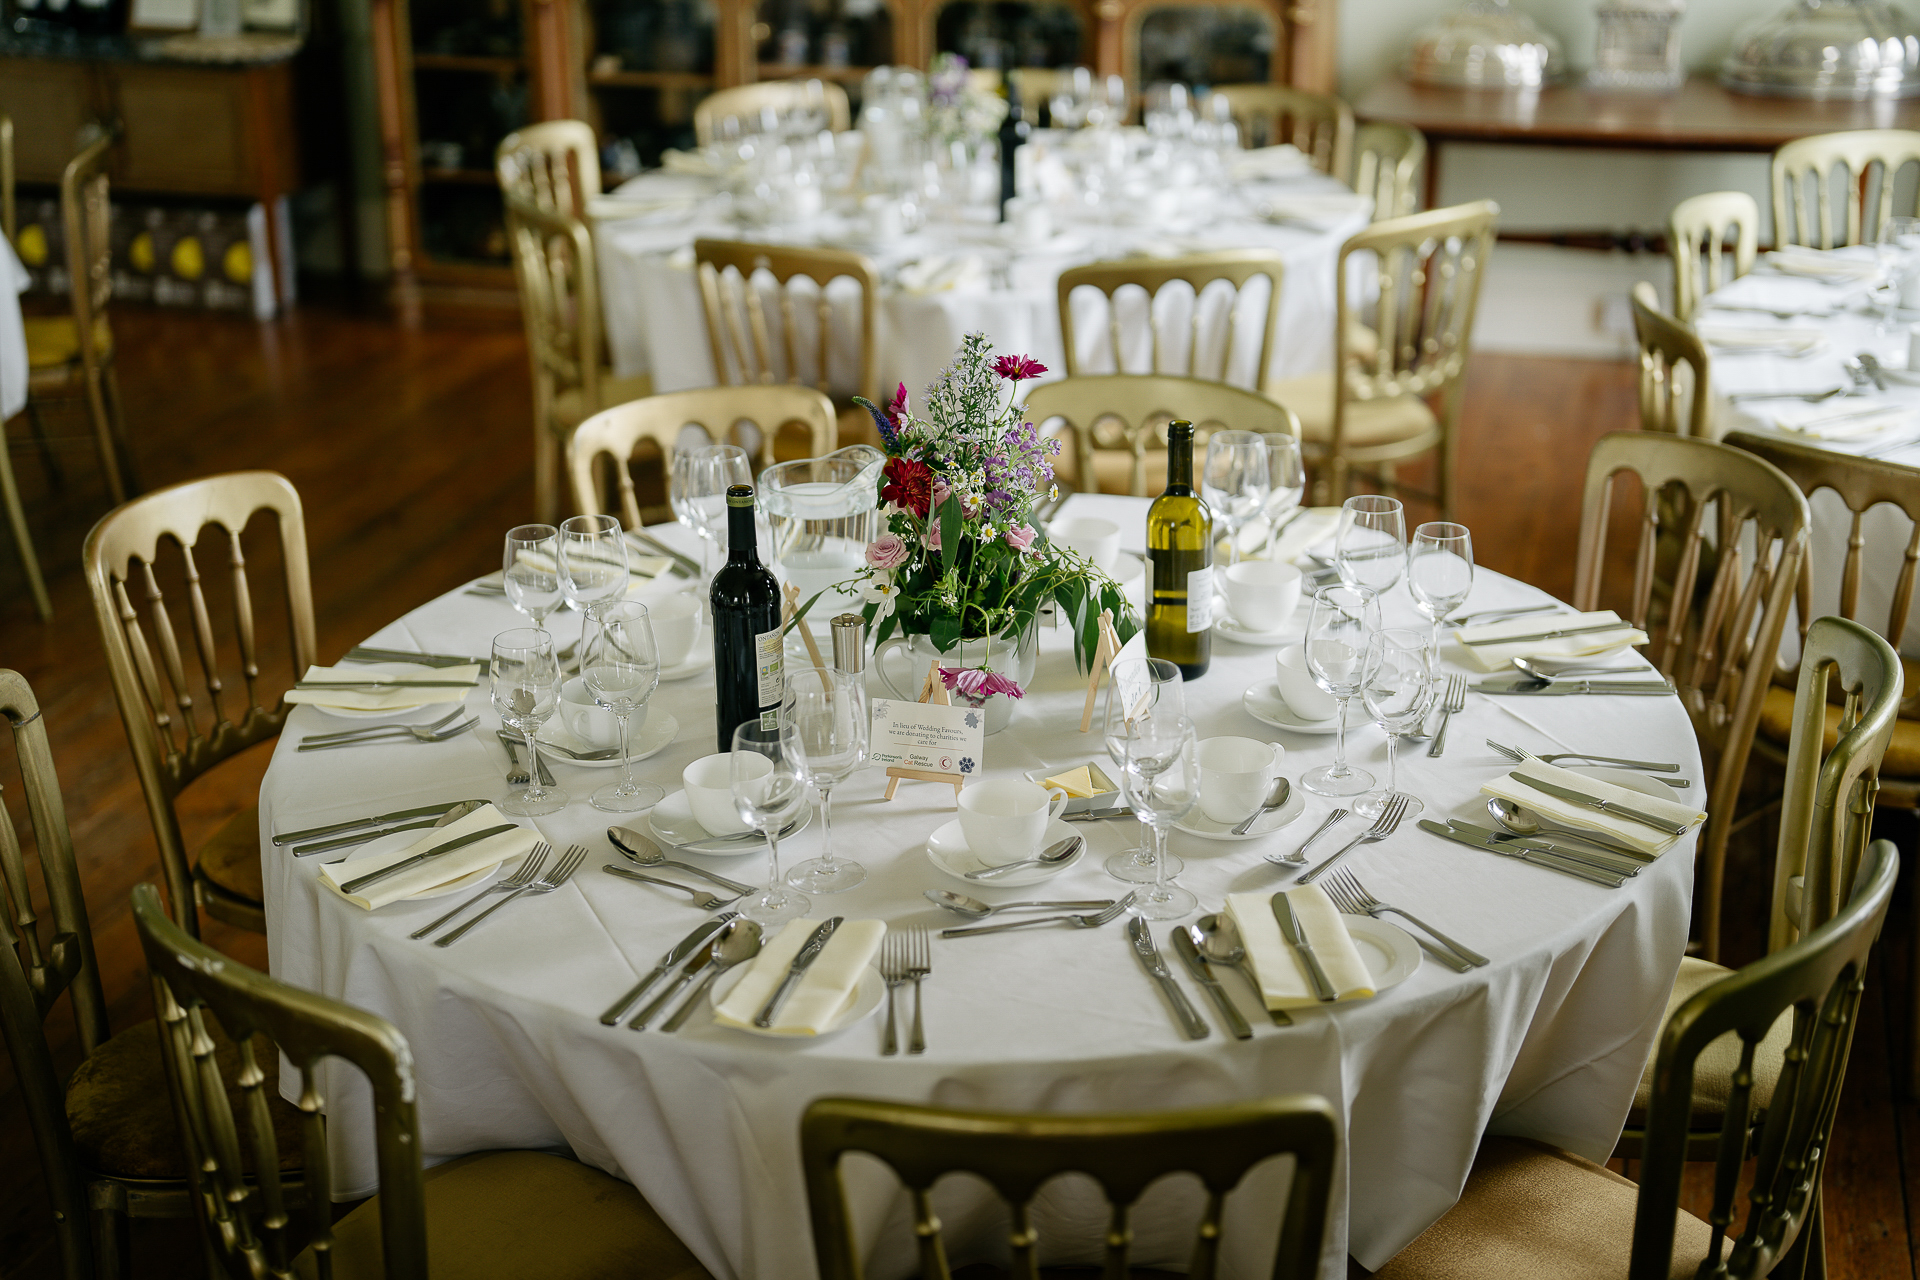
[
  {"left": 1352, "top": 120, "right": 1425, "bottom": 221},
  {"left": 1057, "top": 252, "right": 1287, "bottom": 388},
  {"left": 1631, "top": 838, "right": 1897, "bottom": 1280},
  {"left": 62, "top": 130, "right": 113, "bottom": 360},
  {"left": 801, "top": 1094, "right": 1338, "bottom": 1280},
  {"left": 0, "top": 669, "right": 109, "bottom": 1279},
  {"left": 567, "top": 385, "right": 838, "bottom": 523},
  {"left": 694, "top": 238, "right": 879, "bottom": 406},
  {"left": 1024, "top": 373, "right": 1302, "bottom": 497},
  {"left": 496, "top": 120, "right": 601, "bottom": 222},
  {"left": 1668, "top": 190, "right": 1757, "bottom": 322},
  {"left": 1214, "top": 84, "right": 1353, "bottom": 179},
  {"left": 2, "top": 113, "right": 15, "bottom": 249},
  {"left": 1771, "top": 128, "right": 1920, "bottom": 249},
  {"left": 504, "top": 191, "right": 601, "bottom": 420},
  {"left": 132, "top": 882, "right": 429, "bottom": 1280},
  {"left": 82, "top": 471, "right": 317, "bottom": 935},
  {"left": 1629, "top": 282, "right": 1710, "bottom": 437},
  {"left": 694, "top": 79, "right": 851, "bottom": 145}
]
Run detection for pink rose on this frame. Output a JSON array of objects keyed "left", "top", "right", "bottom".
[
  {"left": 931, "top": 478, "right": 953, "bottom": 511},
  {"left": 925, "top": 520, "right": 941, "bottom": 551},
  {"left": 1004, "top": 523, "right": 1037, "bottom": 553},
  {"left": 865, "top": 533, "right": 911, "bottom": 570}
]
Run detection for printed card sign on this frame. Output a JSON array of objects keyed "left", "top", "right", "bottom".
[{"left": 870, "top": 698, "right": 985, "bottom": 777}]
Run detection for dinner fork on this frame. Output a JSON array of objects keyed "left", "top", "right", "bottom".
[
  {"left": 1426, "top": 675, "right": 1467, "bottom": 758},
  {"left": 432, "top": 844, "right": 589, "bottom": 946},
  {"left": 941, "top": 893, "right": 1136, "bottom": 938},
  {"left": 1323, "top": 868, "right": 1487, "bottom": 972},
  {"left": 1297, "top": 796, "right": 1410, "bottom": 886},
  {"left": 298, "top": 717, "right": 478, "bottom": 751},
  {"left": 879, "top": 933, "right": 907, "bottom": 1056},
  {"left": 302, "top": 708, "right": 466, "bottom": 744},
  {"left": 906, "top": 928, "right": 931, "bottom": 1055},
  {"left": 1273, "top": 808, "right": 1347, "bottom": 866},
  {"left": 1485, "top": 740, "right": 1680, "bottom": 772},
  {"left": 408, "top": 844, "right": 551, "bottom": 940},
  {"left": 601, "top": 865, "right": 737, "bottom": 910}
]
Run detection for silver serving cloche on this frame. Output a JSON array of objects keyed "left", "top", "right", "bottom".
[
  {"left": 1405, "top": 0, "right": 1566, "bottom": 88},
  {"left": 1722, "top": 0, "right": 1920, "bottom": 99}
]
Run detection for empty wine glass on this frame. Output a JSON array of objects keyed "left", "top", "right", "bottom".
[
  {"left": 731, "top": 720, "right": 812, "bottom": 925},
  {"left": 581, "top": 600, "right": 663, "bottom": 812},
  {"left": 1201, "top": 430, "right": 1270, "bottom": 566},
  {"left": 1259, "top": 433, "right": 1306, "bottom": 560},
  {"left": 491, "top": 628, "right": 567, "bottom": 817},
  {"left": 672, "top": 444, "right": 753, "bottom": 586},
  {"left": 782, "top": 667, "right": 868, "bottom": 893},
  {"left": 1408, "top": 521, "right": 1474, "bottom": 659},
  {"left": 1120, "top": 714, "right": 1199, "bottom": 920},
  {"left": 1301, "top": 584, "right": 1380, "bottom": 798},
  {"left": 1335, "top": 496, "right": 1406, "bottom": 596},
  {"left": 1102, "top": 656, "right": 1186, "bottom": 884},
  {"left": 1355, "top": 628, "right": 1433, "bottom": 821},
  {"left": 558, "top": 514, "right": 630, "bottom": 655},
  {"left": 502, "top": 524, "right": 562, "bottom": 631}
]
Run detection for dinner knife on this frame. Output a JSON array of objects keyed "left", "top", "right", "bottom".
[
  {"left": 1509, "top": 773, "right": 1690, "bottom": 836},
  {"left": 753, "top": 917, "right": 843, "bottom": 1028},
  {"left": 599, "top": 916, "right": 734, "bottom": 1025},
  {"left": 345, "top": 647, "right": 489, "bottom": 672},
  {"left": 1445, "top": 821, "right": 1644, "bottom": 876},
  {"left": 1461, "top": 621, "right": 1631, "bottom": 647},
  {"left": 1271, "top": 893, "right": 1337, "bottom": 1003},
  {"left": 1127, "top": 918, "right": 1209, "bottom": 1039},
  {"left": 1473, "top": 676, "right": 1673, "bottom": 696},
  {"left": 292, "top": 805, "right": 493, "bottom": 857},
  {"left": 1417, "top": 820, "right": 1627, "bottom": 887},
  {"left": 1170, "top": 929, "right": 1250, "bottom": 1039},
  {"left": 273, "top": 800, "right": 477, "bottom": 845},
  {"left": 337, "top": 824, "right": 519, "bottom": 896},
  {"left": 293, "top": 679, "right": 478, "bottom": 689},
  {"left": 628, "top": 946, "right": 714, "bottom": 1031}
]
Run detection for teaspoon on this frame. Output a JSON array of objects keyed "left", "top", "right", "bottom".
[
  {"left": 924, "top": 889, "right": 1114, "bottom": 919},
  {"left": 964, "top": 836, "right": 1083, "bottom": 881},
  {"left": 1231, "top": 776, "right": 1292, "bottom": 835},
  {"left": 1191, "top": 914, "right": 1290, "bottom": 1025},
  {"left": 609, "top": 826, "right": 756, "bottom": 895}
]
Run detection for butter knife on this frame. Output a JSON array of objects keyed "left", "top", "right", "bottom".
[
  {"left": 599, "top": 916, "right": 733, "bottom": 1025},
  {"left": 1417, "top": 820, "right": 1627, "bottom": 887},
  {"left": 1509, "top": 773, "right": 1689, "bottom": 835},
  {"left": 1064, "top": 805, "right": 1134, "bottom": 822},
  {"left": 1171, "top": 929, "right": 1250, "bottom": 1039},
  {"left": 273, "top": 800, "right": 477, "bottom": 845},
  {"left": 753, "top": 917, "right": 843, "bottom": 1028},
  {"left": 345, "top": 647, "right": 489, "bottom": 672},
  {"left": 628, "top": 946, "right": 714, "bottom": 1031},
  {"left": 1461, "top": 621, "right": 1630, "bottom": 646},
  {"left": 1271, "top": 892, "right": 1337, "bottom": 1002},
  {"left": 1445, "top": 821, "right": 1644, "bottom": 876},
  {"left": 337, "top": 824, "right": 518, "bottom": 895},
  {"left": 1127, "top": 918, "right": 1209, "bottom": 1039}
]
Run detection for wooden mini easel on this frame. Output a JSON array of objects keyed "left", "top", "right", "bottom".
[
  {"left": 781, "top": 583, "right": 829, "bottom": 676},
  {"left": 883, "top": 658, "right": 964, "bottom": 805},
  {"left": 1078, "top": 608, "right": 1125, "bottom": 732}
]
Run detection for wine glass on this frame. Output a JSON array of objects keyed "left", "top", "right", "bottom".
[
  {"left": 581, "top": 601, "right": 663, "bottom": 812},
  {"left": 1300, "top": 584, "right": 1380, "bottom": 798},
  {"left": 1200, "top": 430, "right": 1270, "bottom": 566},
  {"left": 558, "top": 514, "right": 630, "bottom": 655},
  {"left": 1119, "top": 714, "right": 1199, "bottom": 920},
  {"left": 502, "top": 524, "right": 562, "bottom": 631},
  {"left": 1408, "top": 521, "right": 1474, "bottom": 660},
  {"left": 731, "top": 720, "right": 813, "bottom": 925},
  {"left": 1355, "top": 628, "right": 1433, "bottom": 821},
  {"left": 781, "top": 667, "right": 868, "bottom": 893},
  {"left": 1335, "top": 495, "right": 1406, "bottom": 597},
  {"left": 1259, "top": 433, "right": 1306, "bottom": 560},
  {"left": 1101, "top": 656, "right": 1186, "bottom": 884},
  {"left": 672, "top": 444, "right": 753, "bottom": 585},
  {"left": 491, "top": 628, "right": 567, "bottom": 817}
]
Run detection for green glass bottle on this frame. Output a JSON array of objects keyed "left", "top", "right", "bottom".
[{"left": 1145, "top": 421, "right": 1213, "bottom": 679}]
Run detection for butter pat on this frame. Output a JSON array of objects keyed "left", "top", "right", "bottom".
[{"left": 1045, "top": 766, "right": 1098, "bottom": 798}]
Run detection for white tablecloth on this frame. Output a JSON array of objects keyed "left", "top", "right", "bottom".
[
  {"left": 1, "top": 236, "right": 28, "bottom": 422},
  {"left": 262, "top": 502, "right": 1696, "bottom": 1279}
]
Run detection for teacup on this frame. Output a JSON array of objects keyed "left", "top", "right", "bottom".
[
  {"left": 957, "top": 779, "right": 1071, "bottom": 864},
  {"left": 1004, "top": 194, "right": 1053, "bottom": 245},
  {"left": 649, "top": 592, "right": 701, "bottom": 668},
  {"left": 1273, "top": 645, "right": 1340, "bottom": 721},
  {"left": 559, "top": 676, "right": 642, "bottom": 751},
  {"left": 683, "top": 751, "right": 769, "bottom": 837},
  {"left": 1050, "top": 517, "right": 1122, "bottom": 575},
  {"left": 1222, "top": 561, "right": 1303, "bottom": 632},
  {"left": 1196, "top": 736, "right": 1284, "bottom": 825}
]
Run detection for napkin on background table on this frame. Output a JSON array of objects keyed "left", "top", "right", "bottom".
[
  {"left": 1705, "top": 271, "right": 1867, "bottom": 315},
  {"left": 1451, "top": 610, "right": 1647, "bottom": 673},
  {"left": 1767, "top": 400, "right": 1917, "bottom": 441},
  {"left": 712, "top": 918, "right": 887, "bottom": 1036},
  {"left": 319, "top": 804, "right": 541, "bottom": 910},
  {"left": 1267, "top": 507, "right": 1341, "bottom": 565},
  {"left": 1229, "top": 144, "right": 1312, "bottom": 182},
  {"left": 1763, "top": 246, "right": 1882, "bottom": 282},
  {"left": 1251, "top": 190, "right": 1373, "bottom": 230},
  {"left": 1482, "top": 758, "right": 1705, "bottom": 858},
  {"left": 284, "top": 663, "right": 479, "bottom": 712},
  {"left": 1226, "top": 887, "right": 1374, "bottom": 1009},
  {"left": 1694, "top": 324, "right": 1828, "bottom": 355}
]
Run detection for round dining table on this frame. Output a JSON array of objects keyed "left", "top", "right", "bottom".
[{"left": 261, "top": 496, "right": 1697, "bottom": 1280}]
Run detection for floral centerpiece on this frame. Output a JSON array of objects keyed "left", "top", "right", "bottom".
[
  {"left": 926, "top": 53, "right": 1007, "bottom": 153},
  {"left": 837, "top": 333, "right": 1138, "bottom": 730}
]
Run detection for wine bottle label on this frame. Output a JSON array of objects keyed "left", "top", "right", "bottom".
[
  {"left": 755, "top": 627, "right": 785, "bottom": 708},
  {"left": 1186, "top": 568, "right": 1213, "bottom": 633}
]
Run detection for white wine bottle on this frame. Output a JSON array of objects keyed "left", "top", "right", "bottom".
[{"left": 1145, "top": 420, "right": 1213, "bottom": 679}]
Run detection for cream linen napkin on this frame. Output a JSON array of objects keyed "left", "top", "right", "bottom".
[
  {"left": 1452, "top": 610, "right": 1648, "bottom": 673},
  {"left": 1764, "top": 247, "right": 1882, "bottom": 282},
  {"left": 1705, "top": 271, "right": 1862, "bottom": 315},
  {"left": 1768, "top": 400, "right": 1916, "bottom": 441},
  {"left": 1695, "top": 325, "right": 1827, "bottom": 355},
  {"left": 1253, "top": 191, "right": 1373, "bottom": 230},
  {"left": 713, "top": 918, "right": 887, "bottom": 1036},
  {"left": 285, "top": 663, "right": 479, "bottom": 712},
  {"left": 1225, "top": 887, "right": 1374, "bottom": 1010},
  {"left": 319, "top": 804, "right": 540, "bottom": 910},
  {"left": 1268, "top": 507, "right": 1340, "bottom": 565},
  {"left": 1483, "top": 758, "right": 1705, "bottom": 858}
]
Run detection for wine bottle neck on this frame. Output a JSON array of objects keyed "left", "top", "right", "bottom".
[
  {"left": 1165, "top": 423, "right": 1195, "bottom": 494},
  {"left": 725, "top": 485, "right": 758, "bottom": 563}
]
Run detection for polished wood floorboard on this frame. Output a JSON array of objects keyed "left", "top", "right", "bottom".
[{"left": 0, "top": 307, "right": 1911, "bottom": 1277}]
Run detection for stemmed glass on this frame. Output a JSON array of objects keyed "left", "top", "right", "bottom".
[
  {"left": 1301, "top": 585, "right": 1380, "bottom": 798},
  {"left": 1259, "top": 433, "right": 1306, "bottom": 560},
  {"left": 782, "top": 667, "right": 868, "bottom": 893},
  {"left": 1335, "top": 495, "right": 1406, "bottom": 597},
  {"left": 731, "top": 721, "right": 813, "bottom": 925},
  {"left": 1101, "top": 656, "right": 1186, "bottom": 884},
  {"left": 1200, "top": 430, "right": 1270, "bottom": 566},
  {"left": 1408, "top": 522, "right": 1474, "bottom": 659},
  {"left": 1355, "top": 628, "right": 1433, "bottom": 821},
  {"left": 1120, "top": 714, "right": 1200, "bottom": 920},
  {"left": 672, "top": 444, "right": 753, "bottom": 586},
  {"left": 581, "top": 600, "right": 663, "bottom": 812},
  {"left": 558, "top": 514, "right": 630, "bottom": 655},
  {"left": 502, "top": 525, "right": 562, "bottom": 632},
  {"left": 491, "top": 628, "right": 567, "bottom": 817}
]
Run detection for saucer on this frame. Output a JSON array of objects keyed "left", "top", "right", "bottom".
[
  {"left": 926, "top": 816, "right": 1084, "bottom": 886},
  {"left": 304, "top": 663, "right": 472, "bottom": 721},
  {"left": 540, "top": 711, "right": 678, "bottom": 769},
  {"left": 325, "top": 828, "right": 504, "bottom": 902},
  {"left": 1173, "top": 785, "right": 1306, "bottom": 841},
  {"left": 1109, "top": 556, "right": 1145, "bottom": 585},
  {"left": 657, "top": 649, "right": 713, "bottom": 682},
  {"left": 1242, "top": 682, "right": 1352, "bottom": 735},
  {"left": 649, "top": 788, "right": 812, "bottom": 855},
  {"left": 1213, "top": 614, "right": 1298, "bottom": 647},
  {"left": 707, "top": 963, "right": 885, "bottom": 1037},
  {"left": 1346, "top": 916, "right": 1421, "bottom": 992}
]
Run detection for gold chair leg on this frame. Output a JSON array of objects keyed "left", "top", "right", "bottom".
[
  {"left": 83, "top": 366, "right": 126, "bottom": 506},
  {"left": 0, "top": 415, "right": 52, "bottom": 619}
]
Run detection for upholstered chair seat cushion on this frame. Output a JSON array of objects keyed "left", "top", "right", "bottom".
[
  {"left": 1261, "top": 372, "right": 1436, "bottom": 448},
  {"left": 24, "top": 314, "right": 112, "bottom": 372},
  {"left": 1625, "top": 956, "right": 1790, "bottom": 1128},
  {"left": 1757, "top": 673, "right": 1920, "bottom": 777}
]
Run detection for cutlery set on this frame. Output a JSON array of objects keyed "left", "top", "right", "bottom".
[{"left": 298, "top": 708, "right": 480, "bottom": 751}]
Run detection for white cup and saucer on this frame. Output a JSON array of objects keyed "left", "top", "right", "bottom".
[
  {"left": 648, "top": 751, "right": 811, "bottom": 853},
  {"left": 649, "top": 593, "right": 713, "bottom": 680},
  {"left": 1241, "top": 644, "right": 1353, "bottom": 734},
  {"left": 1213, "top": 561, "right": 1304, "bottom": 646},
  {"left": 1050, "top": 517, "right": 1144, "bottom": 586},
  {"left": 1171, "top": 736, "right": 1305, "bottom": 840},
  {"left": 925, "top": 779, "right": 1079, "bottom": 885},
  {"left": 545, "top": 677, "right": 679, "bottom": 767}
]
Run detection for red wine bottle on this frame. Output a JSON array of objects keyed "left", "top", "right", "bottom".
[{"left": 711, "top": 484, "right": 784, "bottom": 750}]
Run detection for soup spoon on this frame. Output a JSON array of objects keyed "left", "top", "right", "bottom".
[
  {"left": 1191, "top": 914, "right": 1290, "bottom": 1025},
  {"left": 1485, "top": 798, "right": 1654, "bottom": 866},
  {"left": 964, "top": 836, "right": 1083, "bottom": 881}
]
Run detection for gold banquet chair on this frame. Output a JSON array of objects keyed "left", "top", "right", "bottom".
[
  {"left": 694, "top": 79, "right": 850, "bottom": 145},
  {"left": 1629, "top": 282, "right": 1710, "bottom": 437},
  {"left": 83, "top": 470, "right": 319, "bottom": 936},
  {"left": 1771, "top": 127, "right": 1920, "bottom": 249},
  {"left": 1214, "top": 84, "right": 1353, "bottom": 178},
  {"left": 1024, "top": 373, "right": 1302, "bottom": 497},
  {"left": 1667, "top": 190, "right": 1756, "bottom": 322},
  {"left": 130, "top": 884, "right": 715, "bottom": 1280},
  {"left": 1352, "top": 121, "right": 1425, "bottom": 221},
  {"left": 1267, "top": 200, "right": 1499, "bottom": 517},
  {"left": 1571, "top": 432, "right": 1810, "bottom": 962},
  {"left": 801, "top": 1094, "right": 1338, "bottom": 1280},
  {"left": 1057, "top": 251, "right": 1287, "bottom": 393},
  {"left": 1374, "top": 837, "right": 1899, "bottom": 1280}
]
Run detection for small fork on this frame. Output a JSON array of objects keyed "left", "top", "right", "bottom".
[
  {"left": 1323, "top": 868, "right": 1487, "bottom": 972},
  {"left": 1426, "top": 675, "right": 1467, "bottom": 758},
  {"left": 299, "top": 716, "right": 478, "bottom": 751},
  {"left": 879, "top": 933, "right": 907, "bottom": 1056},
  {"left": 432, "top": 843, "right": 589, "bottom": 946},
  {"left": 1485, "top": 740, "right": 1681, "bottom": 773},
  {"left": 941, "top": 893, "right": 1137, "bottom": 938},
  {"left": 408, "top": 844, "right": 551, "bottom": 939},
  {"left": 905, "top": 928, "right": 931, "bottom": 1055},
  {"left": 1297, "top": 796, "right": 1410, "bottom": 886}
]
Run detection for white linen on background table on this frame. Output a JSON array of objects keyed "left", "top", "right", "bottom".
[
  {"left": 262, "top": 503, "right": 1696, "bottom": 1280},
  {"left": 1, "top": 235, "right": 29, "bottom": 422}
]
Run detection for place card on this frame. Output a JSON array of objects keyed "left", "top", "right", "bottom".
[{"left": 870, "top": 697, "right": 984, "bottom": 779}]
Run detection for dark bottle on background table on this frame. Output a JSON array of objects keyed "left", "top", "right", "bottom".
[
  {"left": 1145, "top": 421, "right": 1213, "bottom": 679},
  {"left": 998, "top": 76, "right": 1030, "bottom": 222},
  {"left": 711, "top": 484, "right": 784, "bottom": 750}
]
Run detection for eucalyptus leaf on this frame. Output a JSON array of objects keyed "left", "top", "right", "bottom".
[{"left": 938, "top": 495, "right": 962, "bottom": 578}]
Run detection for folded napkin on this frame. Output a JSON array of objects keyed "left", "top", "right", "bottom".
[
  {"left": 1483, "top": 758, "right": 1705, "bottom": 858},
  {"left": 1704, "top": 271, "right": 1863, "bottom": 315},
  {"left": 896, "top": 254, "right": 987, "bottom": 295},
  {"left": 1253, "top": 191, "right": 1373, "bottom": 230},
  {"left": 1452, "top": 610, "right": 1648, "bottom": 673},
  {"left": 607, "top": 171, "right": 715, "bottom": 204},
  {"left": 1225, "top": 888, "right": 1374, "bottom": 1009},
  {"left": 1268, "top": 507, "right": 1341, "bottom": 565},
  {"left": 656, "top": 149, "right": 734, "bottom": 179},
  {"left": 1695, "top": 324, "right": 1828, "bottom": 355},
  {"left": 285, "top": 663, "right": 479, "bottom": 712},
  {"left": 319, "top": 804, "right": 539, "bottom": 910},
  {"left": 1230, "top": 145, "right": 1312, "bottom": 182},
  {"left": 712, "top": 918, "right": 887, "bottom": 1036},
  {"left": 1764, "top": 246, "right": 1882, "bottom": 282},
  {"left": 1768, "top": 400, "right": 1917, "bottom": 441}
]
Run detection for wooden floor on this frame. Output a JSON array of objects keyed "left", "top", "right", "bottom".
[{"left": 0, "top": 304, "right": 1913, "bottom": 1277}]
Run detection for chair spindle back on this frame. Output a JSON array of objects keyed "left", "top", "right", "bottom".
[
  {"left": 1057, "top": 252, "right": 1287, "bottom": 389},
  {"left": 1630, "top": 282, "right": 1711, "bottom": 437},
  {"left": 1667, "top": 190, "right": 1757, "bottom": 322},
  {"left": 1771, "top": 128, "right": 1920, "bottom": 249}
]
